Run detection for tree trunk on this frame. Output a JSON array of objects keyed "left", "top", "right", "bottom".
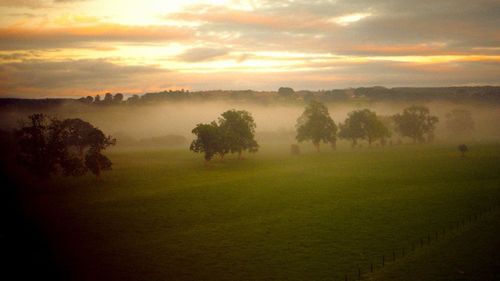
[
  {"left": 314, "top": 142, "right": 320, "bottom": 152},
  {"left": 238, "top": 150, "right": 242, "bottom": 159}
]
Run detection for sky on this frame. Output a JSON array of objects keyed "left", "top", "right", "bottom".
[{"left": 0, "top": 0, "right": 499, "bottom": 97}]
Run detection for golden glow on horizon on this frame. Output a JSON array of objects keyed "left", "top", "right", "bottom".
[{"left": 0, "top": 0, "right": 498, "bottom": 96}]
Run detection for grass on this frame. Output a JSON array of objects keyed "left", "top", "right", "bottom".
[{"left": 24, "top": 143, "right": 500, "bottom": 281}]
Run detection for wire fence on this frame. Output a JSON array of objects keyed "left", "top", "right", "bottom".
[{"left": 340, "top": 205, "right": 498, "bottom": 280}]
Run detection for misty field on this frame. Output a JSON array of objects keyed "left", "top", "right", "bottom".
[{"left": 31, "top": 143, "right": 500, "bottom": 281}]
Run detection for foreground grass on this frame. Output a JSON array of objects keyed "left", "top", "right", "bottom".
[{"left": 27, "top": 143, "right": 500, "bottom": 281}]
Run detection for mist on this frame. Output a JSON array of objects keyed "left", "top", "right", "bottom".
[{"left": 1, "top": 99, "right": 499, "bottom": 147}]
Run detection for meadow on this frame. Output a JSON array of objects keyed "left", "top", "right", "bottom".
[{"left": 27, "top": 142, "right": 500, "bottom": 281}]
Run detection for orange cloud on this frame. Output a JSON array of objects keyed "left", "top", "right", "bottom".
[
  {"left": 168, "top": 7, "right": 337, "bottom": 32},
  {"left": 0, "top": 24, "right": 193, "bottom": 49}
]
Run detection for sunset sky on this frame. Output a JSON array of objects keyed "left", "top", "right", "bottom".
[{"left": 0, "top": 0, "right": 499, "bottom": 97}]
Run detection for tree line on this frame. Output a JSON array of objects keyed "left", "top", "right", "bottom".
[
  {"left": 71, "top": 86, "right": 500, "bottom": 106},
  {"left": 189, "top": 101, "right": 474, "bottom": 161},
  {"left": 295, "top": 101, "right": 441, "bottom": 151},
  {"left": 4, "top": 101, "right": 475, "bottom": 179}
]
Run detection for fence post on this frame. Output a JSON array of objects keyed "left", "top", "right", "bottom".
[
  {"left": 392, "top": 250, "right": 396, "bottom": 261},
  {"left": 370, "top": 263, "right": 373, "bottom": 273},
  {"left": 358, "top": 268, "right": 361, "bottom": 280},
  {"left": 382, "top": 255, "right": 385, "bottom": 267}
]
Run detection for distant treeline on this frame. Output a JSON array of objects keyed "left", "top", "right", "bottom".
[{"left": 1, "top": 86, "right": 499, "bottom": 109}]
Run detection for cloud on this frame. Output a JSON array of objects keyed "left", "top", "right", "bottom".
[
  {"left": 0, "top": 0, "right": 87, "bottom": 8},
  {"left": 0, "top": 0, "right": 46, "bottom": 8},
  {"left": 177, "top": 47, "right": 229, "bottom": 62},
  {"left": 0, "top": 59, "right": 170, "bottom": 97},
  {"left": 0, "top": 24, "right": 194, "bottom": 50},
  {"left": 167, "top": 5, "right": 338, "bottom": 33},
  {"left": 1, "top": 57, "right": 498, "bottom": 98},
  {"left": 165, "top": 0, "right": 500, "bottom": 56}
]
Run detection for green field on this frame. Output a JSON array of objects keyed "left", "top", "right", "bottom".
[{"left": 29, "top": 143, "right": 500, "bottom": 281}]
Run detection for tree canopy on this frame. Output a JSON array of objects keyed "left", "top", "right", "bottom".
[
  {"left": 296, "top": 100, "right": 337, "bottom": 151},
  {"left": 190, "top": 110, "right": 259, "bottom": 161},
  {"left": 190, "top": 122, "right": 225, "bottom": 162},
  {"left": 393, "top": 105, "right": 439, "bottom": 143},
  {"left": 278, "top": 87, "right": 295, "bottom": 97},
  {"left": 339, "top": 109, "right": 390, "bottom": 147},
  {"left": 15, "top": 114, "right": 115, "bottom": 179}
]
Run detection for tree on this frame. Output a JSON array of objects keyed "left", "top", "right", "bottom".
[
  {"left": 190, "top": 110, "right": 259, "bottom": 161},
  {"left": 103, "top": 93, "right": 113, "bottom": 104},
  {"left": 61, "top": 118, "right": 95, "bottom": 157},
  {"left": 15, "top": 114, "right": 115, "bottom": 179},
  {"left": 278, "top": 87, "right": 295, "bottom": 97},
  {"left": 94, "top": 94, "right": 101, "bottom": 104},
  {"left": 393, "top": 105, "right": 438, "bottom": 143},
  {"left": 127, "top": 94, "right": 140, "bottom": 104},
  {"left": 190, "top": 122, "right": 224, "bottom": 162},
  {"left": 83, "top": 127, "right": 115, "bottom": 179},
  {"left": 339, "top": 109, "right": 390, "bottom": 147},
  {"left": 446, "top": 109, "right": 474, "bottom": 138},
  {"left": 458, "top": 144, "right": 468, "bottom": 157},
  {"left": 218, "top": 110, "right": 259, "bottom": 158},
  {"left": 15, "top": 114, "right": 61, "bottom": 178},
  {"left": 113, "top": 93, "right": 124, "bottom": 104},
  {"left": 296, "top": 100, "right": 337, "bottom": 151}
]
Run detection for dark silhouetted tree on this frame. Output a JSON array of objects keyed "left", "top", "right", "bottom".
[
  {"left": 15, "top": 114, "right": 115, "bottom": 179},
  {"left": 113, "top": 93, "right": 124, "bottom": 104},
  {"left": 103, "top": 93, "right": 113, "bottom": 104},
  {"left": 218, "top": 110, "right": 259, "bottom": 158},
  {"left": 15, "top": 114, "right": 61, "bottom": 178},
  {"left": 446, "top": 109, "right": 474, "bottom": 138},
  {"left": 393, "top": 105, "right": 438, "bottom": 143},
  {"left": 339, "top": 109, "right": 390, "bottom": 147},
  {"left": 278, "top": 87, "right": 295, "bottom": 97},
  {"left": 94, "top": 94, "right": 101, "bottom": 104},
  {"left": 85, "top": 96, "right": 94, "bottom": 103},
  {"left": 190, "top": 122, "right": 224, "bottom": 162},
  {"left": 296, "top": 100, "right": 337, "bottom": 151},
  {"left": 127, "top": 94, "right": 140, "bottom": 104},
  {"left": 61, "top": 118, "right": 95, "bottom": 157},
  {"left": 458, "top": 144, "right": 468, "bottom": 157},
  {"left": 82, "top": 127, "right": 115, "bottom": 179}
]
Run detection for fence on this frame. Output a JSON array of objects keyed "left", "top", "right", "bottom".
[{"left": 340, "top": 204, "right": 498, "bottom": 280}]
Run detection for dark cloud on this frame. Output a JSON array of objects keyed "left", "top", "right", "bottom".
[
  {"left": 167, "top": 0, "right": 500, "bottom": 56},
  {"left": 0, "top": 59, "right": 169, "bottom": 97}
]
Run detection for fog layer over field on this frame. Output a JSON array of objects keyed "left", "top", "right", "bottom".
[{"left": 1, "top": 100, "right": 499, "bottom": 145}]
